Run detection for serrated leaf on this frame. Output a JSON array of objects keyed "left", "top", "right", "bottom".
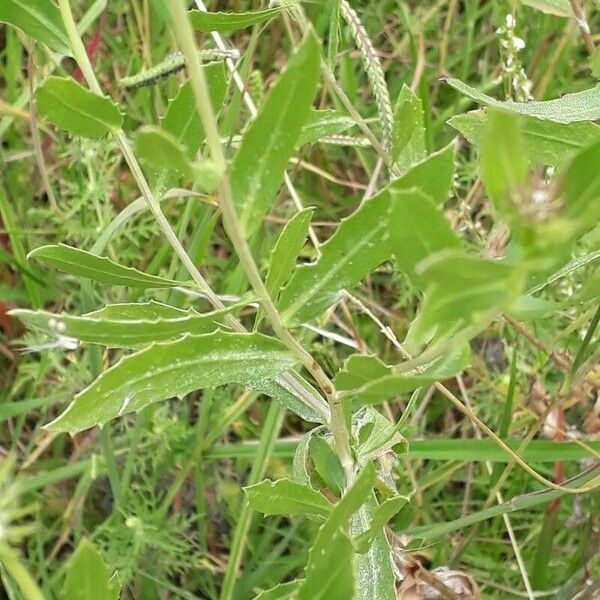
[
  {"left": 297, "top": 109, "right": 356, "bottom": 147},
  {"left": 352, "top": 496, "right": 396, "bottom": 599},
  {"left": 297, "top": 464, "right": 376, "bottom": 600},
  {"left": 28, "top": 244, "right": 183, "bottom": 288},
  {"left": 36, "top": 77, "right": 123, "bottom": 138},
  {"left": 279, "top": 145, "right": 456, "bottom": 325},
  {"left": 46, "top": 331, "right": 295, "bottom": 433},
  {"left": 161, "top": 64, "right": 226, "bottom": 157},
  {"left": 0, "top": 0, "right": 71, "bottom": 55},
  {"left": 449, "top": 109, "right": 600, "bottom": 167},
  {"left": 188, "top": 7, "right": 282, "bottom": 32},
  {"left": 392, "top": 84, "right": 426, "bottom": 170},
  {"left": 245, "top": 478, "right": 333, "bottom": 517},
  {"left": 10, "top": 303, "right": 235, "bottom": 349},
  {"left": 231, "top": 33, "right": 320, "bottom": 238},
  {"left": 520, "top": 0, "right": 572, "bottom": 16},
  {"left": 445, "top": 76, "right": 600, "bottom": 123},
  {"left": 388, "top": 188, "right": 461, "bottom": 288},
  {"left": 266, "top": 208, "right": 315, "bottom": 298},
  {"left": 135, "top": 126, "right": 193, "bottom": 177},
  {"left": 64, "top": 539, "right": 118, "bottom": 600},
  {"left": 254, "top": 580, "right": 303, "bottom": 600}
]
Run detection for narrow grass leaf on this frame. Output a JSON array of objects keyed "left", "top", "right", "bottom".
[
  {"left": 245, "top": 478, "right": 333, "bottom": 517},
  {"left": 0, "top": 0, "right": 71, "bottom": 55},
  {"left": 231, "top": 33, "right": 320, "bottom": 238},
  {"left": 188, "top": 7, "right": 282, "bottom": 32},
  {"left": 445, "top": 76, "right": 600, "bottom": 123},
  {"left": 46, "top": 331, "right": 295, "bottom": 433},
  {"left": 36, "top": 77, "right": 123, "bottom": 138},
  {"left": 28, "top": 244, "right": 183, "bottom": 288}
]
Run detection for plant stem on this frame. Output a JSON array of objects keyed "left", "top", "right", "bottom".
[
  {"left": 568, "top": 0, "right": 595, "bottom": 55},
  {"left": 0, "top": 543, "right": 45, "bottom": 600},
  {"left": 56, "top": 0, "right": 329, "bottom": 425},
  {"left": 164, "top": 0, "right": 354, "bottom": 482}
]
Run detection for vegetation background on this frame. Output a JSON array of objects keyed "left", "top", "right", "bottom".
[{"left": 0, "top": 0, "right": 600, "bottom": 598}]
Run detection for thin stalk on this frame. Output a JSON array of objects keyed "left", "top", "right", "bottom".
[
  {"left": 568, "top": 0, "right": 595, "bottom": 55},
  {"left": 164, "top": 0, "right": 353, "bottom": 482},
  {"left": 219, "top": 401, "right": 284, "bottom": 600},
  {"left": 0, "top": 543, "right": 45, "bottom": 600},
  {"left": 56, "top": 0, "right": 329, "bottom": 425}
]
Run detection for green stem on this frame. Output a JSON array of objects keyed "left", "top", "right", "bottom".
[
  {"left": 218, "top": 401, "right": 284, "bottom": 600},
  {"left": 164, "top": 0, "right": 353, "bottom": 482}
]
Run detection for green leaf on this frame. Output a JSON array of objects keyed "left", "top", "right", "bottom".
[
  {"left": 408, "top": 251, "right": 523, "bottom": 346},
  {"left": 297, "top": 464, "right": 376, "bottom": 600},
  {"left": 254, "top": 581, "right": 303, "bottom": 600},
  {"left": 64, "top": 539, "right": 118, "bottom": 600},
  {"left": 355, "top": 495, "right": 409, "bottom": 553},
  {"left": 266, "top": 208, "right": 315, "bottom": 298},
  {"left": 388, "top": 188, "right": 461, "bottom": 288},
  {"left": 445, "top": 76, "right": 600, "bottom": 123},
  {"left": 10, "top": 302, "right": 235, "bottom": 348},
  {"left": 449, "top": 109, "right": 600, "bottom": 168},
  {"left": 352, "top": 496, "right": 396, "bottom": 599},
  {"left": 250, "top": 371, "right": 326, "bottom": 424},
  {"left": 293, "top": 426, "right": 325, "bottom": 484},
  {"left": 297, "top": 109, "right": 356, "bottom": 147},
  {"left": 519, "top": 0, "right": 572, "bottom": 16},
  {"left": 36, "top": 77, "right": 123, "bottom": 138},
  {"left": 592, "top": 46, "right": 600, "bottom": 79},
  {"left": 245, "top": 478, "right": 333, "bottom": 517},
  {"left": 135, "top": 126, "right": 193, "bottom": 177},
  {"left": 390, "top": 140, "right": 456, "bottom": 205},
  {"left": 392, "top": 84, "right": 426, "bottom": 170},
  {"left": 352, "top": 406, "right": 407, "bottom": 464},
  {"left": 46, "top": 331, "right": 295, "bottom": 433},
  {"left": 28, "top": 244, "right": 184, "bottom": 288},
  {"left": 0, "top": 0, "right": 71, "bottom": 55},
  {"left": 309, "top": 436, "right": 346, "bottom": 495},
  {"left": 481, "top": 109, "right": 528, "bottom": 223},
  {"left": 278, "top": 189, "right": 392, "bottom": 326},
  {"left": 231, "top": 33, "right": 320, "bottom": 238},
  {"left": 161, "top": 64, "right": 226, "bottom": 157},
  {"left": 278, "top": 144, "right": 455, "bottom": 325},
  {"left": 188, "top": 7, "right": 282, "bottom": 32}
]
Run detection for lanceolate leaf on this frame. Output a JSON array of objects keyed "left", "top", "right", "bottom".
[
  {"left": 245, "top": 478, "right": 333, "bottom": 517},
  {"left": 279, "top": 145, "right": 456, "bottom": 325},
  {"left": 46, "top": 332, "right": 295, "bottom": 433},
  {"left": 449, "top": 109, "right": 600, "bottom": 167},
  {"left": 10, "top": 303, "right": 235, "bottom": 349},
  {"left": 266, "top": 208, "right": 315, "bottom": 298},
  {"left": 188, "top": 7, "right": 282, "bottom": 32},
  {"left": 519, "top": 0, "right": 572, "bottom": 16},
  {"left": 445, "top": 76, "right": 600, "bottom": 123},
  {"left": 392, "top": 84, "right": 426, "bottom": 171},
  {"left": 28, "top": 244, "right": 184, "bottom": 288},
  {"left": 355, "top": 495, "right": 409, "bottom": 553},
  {"left": 0, "top": 0, "right": 71, "bottom": 55},
  {"left": 36, "top": 77, "right": 123, "bottom": 138},
  {"left": 135, "top": 126, "right": 193, "bottom": 177},
  {"left": 351, "top": 496, "right": 396, "bottom": 600},
  {"left": 231, "top": 33, "right": 320, "bottom": 238},
  {"left": 278, "top": 189, "right": 393, "bottom": 326},
  {"left": 388, "top": 188, "right": 460, "bottom": 288}
]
